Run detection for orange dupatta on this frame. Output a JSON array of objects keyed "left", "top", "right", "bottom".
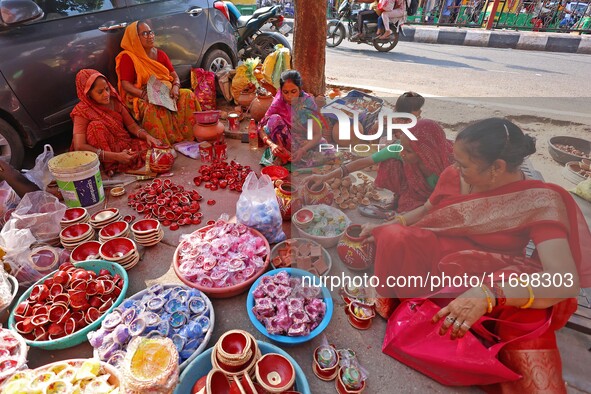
[{"left": 115, "top": 22, "right": 173, "bottom": 114}]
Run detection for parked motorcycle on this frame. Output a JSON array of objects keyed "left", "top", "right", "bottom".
[
  {"left": 222, "top": 1, "right": 292, "bottom": 60},
  {"left": 326, "top": 0, "right": 399, "bottom": 52}
]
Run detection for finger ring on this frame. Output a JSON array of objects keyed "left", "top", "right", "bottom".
[
  {"left": 453, "top": 321, "right": 461, "bottom": 327},
  {"left": 445, "top": 316, "right": 456, "bottom": 323},
  {"left": 461, "top": 322, "right": 471, "bottom": 329}
]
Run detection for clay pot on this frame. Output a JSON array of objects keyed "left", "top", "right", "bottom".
[
  {"left": 193, "top": 121, "right": 225, "bottom": 142},
  {"left": 255, "top": 353, "right": 295, "bottom": 393},
  {"left": 275, "top": 182, "right": 296, "bottom": 221},
  {"left": 313, "top": 345, "right": 340, "bottom": 381},
  {"left": 335, "top": 366, "right": 366, "bottom": 393},
  {"left": 237, "top": 89, "right": 256, "bottom": 110},
  {"left": 250, "top": 93, "right": 274, "bottom": 122},
  {"left": 336, "top": 225, "right": 376, "bottom": 271},
  {"left": 303, "top": 180, "right": 334, "bottom": 206},
  {"left": 149, "top": 145, "right": 175, "bottom": 174},
  {"left": 345, "top": 301, "right": 375, "bottom": 330}
]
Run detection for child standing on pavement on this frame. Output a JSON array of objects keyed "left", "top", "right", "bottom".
[{"left": 377, "top": 0, "right": 406, "bottom": 39}]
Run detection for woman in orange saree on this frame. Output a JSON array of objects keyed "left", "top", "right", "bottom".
[
  {"left": 361, "top": 118, "right": 591, "bottom": 393},
  {"left": 115, "top": 21, "right": 200, "bottom": 145}
]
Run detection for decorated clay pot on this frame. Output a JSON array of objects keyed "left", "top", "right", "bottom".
[
  {"left": 303, "top": 180, "right": 334, "bottom": 206},
  {"left": 250, "top": 93, "right": 274, "bottom": 122},
  {"left": 275, "top": 181, "right": 296, "bottom": 221},
  {"left": 193, "top": 121, "right": 225, "bottom": 142},
  {"left": 237, "top": 89, "right": 256, "bottom": 110},
  {"left": 337, "top": 225, "right": 376, "bottom": 271},
  {"left": 345, "top": 301, "right": 375, "bottom": 330},
  {"left": 313, "top": 345, "right": 340, "bottom": 381},
  {"left": 149, "top": 145, "right": 175, "bottom": 174},
  {"left": 335, "top": 366, "right": 366, "bottom": 394}
]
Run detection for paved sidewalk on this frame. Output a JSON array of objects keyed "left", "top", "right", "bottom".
[{"left": 279, "top": 18, "right": 591, "bottom": 54}]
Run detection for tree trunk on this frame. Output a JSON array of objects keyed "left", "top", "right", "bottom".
[{"left": 293, "top": 0, "right": 326, "bottom": 96}]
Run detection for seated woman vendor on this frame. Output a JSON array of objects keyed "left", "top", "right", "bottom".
[
  {"left": 306, "top": 92, "right": 452, "bottom": 214},
  {"left": 360, "top": 118, "right": 591, "bottom": 393},
  {"left": 258, "top": 70, "right": 325, "bottom": 167},
  {"left": 71, "top": 69, "right": 161, "bottom": 174}
]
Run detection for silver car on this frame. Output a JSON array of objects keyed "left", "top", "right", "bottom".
[{"left": 0, "top": 0, "right": 238, "bottom": 167}]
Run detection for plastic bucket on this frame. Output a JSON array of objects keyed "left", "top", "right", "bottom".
[{"left": 48, "top": 151, "right": 104, "bottom": 208}]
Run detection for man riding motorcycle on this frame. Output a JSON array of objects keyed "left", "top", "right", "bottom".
[{"left": 351, "top": 0, "right": 381, "bottom": 41}]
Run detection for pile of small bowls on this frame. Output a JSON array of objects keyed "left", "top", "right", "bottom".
[
  {"left": 90, "top": 208, "right": 122, "bottom": 230},
  {"left": 98, "top": 221, "right": 130, "bottom": 243},
  {"left": 0, "top": 327, "right": 27, "bottom": 384},
  {"left": 131, "top": 219, "right": 164, "bottom": 247},
  {"left": 60, "top": 223, "right": 95, "bottom": 251},
  {"left": 100, "top": 238, "right": 139, "bottom": 271},
  {"left": 59, "top": 207, "right": 89, "bottom": 229},
  {"left": 70, "top": 241, "right": 101, "bottom": 263}
]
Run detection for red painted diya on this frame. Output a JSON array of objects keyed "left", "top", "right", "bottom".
[
  {"left": 149, "top": 145, "right": 175, "bottom": 173},
  {"left": 313, "top": 345, "right": 340, "bottom": 381},
  {"left": 336, "top": 225, "right": 376, "bottom": 271},
  {"left": 345, "top": 301, "right": 375, "bottom": 330}
]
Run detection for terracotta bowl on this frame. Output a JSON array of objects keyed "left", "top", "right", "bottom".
[
  {"left": 71, "top": 241, "right": 102, "bottom": 263},
  {"left": 28, "top": 247, "right": 59, "bottom": 273},
  {"left": 292, "top": 208, "right": 314, "bottom": 228},
  {"left": 581, "top": 158, "right": 591, "bottom": 171},
  {"left": 218, "top": 330, "right": 251, "bottom": 361},
  {"left": 60, "top": 223, "right": 92, "bottom": 242},
  {"left": 99, "top": 221, "right": 129, "bottom": 239},
  {"left": 131, "top": 219, "right": 160, "bottom": 235},
  {"left": 255, "top": 353, "right": 296, "bottom": 393},
  {"left": 99, "top": 237, "right": 136, "bottom": 261},
  {"left": 261, "top": 165, "right": 289, "bottom": 182},
  {"left": 91, "top": 208, "right": 119, "bottom": 223},
  {"left": 61, "top": 207, "right": 87, "bottom": 223},
  {"left": 194, "top": 110, "right": 221, "bottom": 124}
]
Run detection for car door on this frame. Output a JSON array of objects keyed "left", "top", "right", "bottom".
[
  {"left": 125, "top": 0, "right": 209, "bottom": 84},
  {"left": 0, "top": 0, "right": 131, "bottom": 133}
]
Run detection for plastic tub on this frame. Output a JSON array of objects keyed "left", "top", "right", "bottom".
[
  {"left": 174, "top": 340, "right": 311, "bottom": 394},
  {"left": 48, "top": 151, "right": 105, "bottom": 208},
  {"left": 246, "top": 268, "right": 333, "bottom": 345},
  {"left": 8, "top": 260, "right": 128, "bottom": 350}
]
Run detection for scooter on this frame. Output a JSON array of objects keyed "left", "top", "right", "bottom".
[
  {"left": 222, "top": 1, "right": 292, "bottom": 61},
  {"left": 326, "top": 0, "right": 400, "bottom": 52}
]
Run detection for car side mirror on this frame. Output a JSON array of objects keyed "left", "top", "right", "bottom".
[{"left": 1, "top": 0, "right": 44, "bottom": 25}]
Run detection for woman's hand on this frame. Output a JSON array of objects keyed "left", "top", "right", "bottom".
[
  {"left": 304, "top": 174, "right": 326, "bottom": 189},
  {"left": 116, "top": 150, "right": 137, "bottom": 165},
  {"left": 359, "top": 223, "right": 380, "bottom": 239},
  {"left": 170, "top": 85, "right": 180, "bottom": 101},
  {"left": 271, "top": 144, "right": 291, "bottom": 163},
  {"left": 432, "top": 287, "right": 490, "bottom": 340},
  {"left": 145, "top": 135, "right": 162, "bottom": 147},
  {"left": 292, "top": 148, "right": 305, "bottom": 163}
]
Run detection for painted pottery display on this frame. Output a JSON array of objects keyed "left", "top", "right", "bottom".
[
  {"left": 149, "top": 145, "right": 175, "bottom": 174},
  {"left": 275, "top": 181, "right": 296, "bottom": 221},
  {"left": 250, "top": 92, "right": 273, "bottom": 122},
  {"left": 336, "top": 225, "right": 376, "bottom": 271},
  {"left": 303, "top": 181, "right": 334, "bottom": 206},
  {"left": 193, "top": 121, "right": 225, "bottom": 142}
]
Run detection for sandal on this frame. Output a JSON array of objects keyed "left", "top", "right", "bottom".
[
  {"left": 358, "top": 205, "right": 396, "bottom": 220},
  {"left": 377, "top": 30, "right": 393, "bottom": 40}
]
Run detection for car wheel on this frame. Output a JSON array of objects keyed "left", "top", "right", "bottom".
[
  {"left": 202, "top": 49, "right": 232, "bottom": 74},
  {"left": 0, "top": 119, "right": 24, "bottom": 168}
]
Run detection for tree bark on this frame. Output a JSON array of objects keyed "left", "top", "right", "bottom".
[{"left": 293, "top": 0, "right": 326, "bottom": 96}]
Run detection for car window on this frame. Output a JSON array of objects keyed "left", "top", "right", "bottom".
[{"left": 32, "top": 0, "right": 124, "bottom": 21}]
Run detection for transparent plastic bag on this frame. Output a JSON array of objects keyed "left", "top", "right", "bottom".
[
  {"left": 23, "top": 144, "right": 54, "bottom": 190},
  {"left": 173, "top": 141, "right": 201, "bottom": 159},
  {"left": 9, "top": 191, "right": 66, "bottom": 243},
  {"left": 236, "top": 172, "right": 286, "bottom": 243},
  {"left": 0, "top": 181, "right": 20, "bottom": 221}
]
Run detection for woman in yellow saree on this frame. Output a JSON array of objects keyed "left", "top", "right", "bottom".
[{"left": 115, "top": 21, "right": 200, "bottom": 145}]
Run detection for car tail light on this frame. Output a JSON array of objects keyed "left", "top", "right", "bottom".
[{"left": 214, "top": 1, "right": 230, "bottom": 21}]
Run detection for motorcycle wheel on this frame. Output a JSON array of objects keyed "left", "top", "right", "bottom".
[
  {"left": 250, "top": 35, "right": 283, "bottom": 61},
  {"left": 326, "top": 21, "right": 346, "bottom": 47},
  {"left": 373, "top": 32, "right": 399, "bottom": 52}
]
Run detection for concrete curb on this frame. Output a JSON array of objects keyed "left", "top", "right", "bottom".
[{"left": 279, "top": 19, "right": 590, "bottom": 54}]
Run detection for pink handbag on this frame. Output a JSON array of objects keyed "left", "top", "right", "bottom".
[{"left": 382, "top": 297, "right": 552, "bottom": 386}]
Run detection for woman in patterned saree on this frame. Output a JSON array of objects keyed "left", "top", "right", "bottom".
[
  {"left": 71, "top": 69, "right": 161, "bottom": 174},
  {"left": 361, "top": 118, "right": 591, "bottom": 393},
  {"left": 115, "top": 21, "right": 200, "bottom": 146}
]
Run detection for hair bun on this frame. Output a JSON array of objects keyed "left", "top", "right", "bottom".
[{"left": 522, "top": 134, "right": 537, "bottom": 157}]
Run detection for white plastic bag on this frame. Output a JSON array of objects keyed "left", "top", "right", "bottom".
[
  {"left": 24, "top": 144, "right": 54, "bottom": 189},
  {"left": 236, "top": 172, "right": 286, "bottom": 243},
  {"left": 174, "top": 141, "right": 201, "bottom": 159},
  {"left": 9, "top": 191, "right": 66, "bottom": 243}
]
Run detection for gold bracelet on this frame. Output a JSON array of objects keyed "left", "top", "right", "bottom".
[
  {"left": 394, "top": 215, "right": 406, "bottom": 226},
  {"left": 480, "top": 285, "right": 494, "bottom": 314},
  {"left": 518, "top": 280, "right": 535, "bottom": 309}
]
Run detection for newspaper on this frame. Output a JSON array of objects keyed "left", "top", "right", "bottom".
[{"left": 146, "top": 75, "right": 177, "bottom": 112}]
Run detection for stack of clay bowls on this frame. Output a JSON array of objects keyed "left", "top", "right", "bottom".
[
  {"left": 90, "top": 208, "right": 122, "bottom": 230},
  {"left": 99, "top": 221, "right": 130, "bottom": 243},
  {"left": 211, "top": 330, "right": 261, "bottom": 380},
  {"left": 131, "top": 219, "right": 164, "bottom": 247},
  {"left": 59, "top": 223, "right": 95, "bottom": 251},
  {"left": 70, "top": 241, "right": 102, "bottom": 263},
  {"left": 60, "top": 207, "right": 90, "bottom": 229},
  {"left": 99, "top": 237, "right": 139, "bottom": 270}
]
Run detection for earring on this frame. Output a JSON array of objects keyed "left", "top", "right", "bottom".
[{"left": 489, "top": 169, "right": 497, "bottom": 185}]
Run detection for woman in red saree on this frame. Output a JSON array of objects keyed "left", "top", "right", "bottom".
[
  {"left": 71, "top": 69, "right": 161, "bottom": 174},
  {"left": 361, "top": 118, "right": 591, "bottom": 393}
]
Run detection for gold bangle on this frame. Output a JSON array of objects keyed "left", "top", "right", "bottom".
[
  {"left": 518, "top": 280, "right": 535, "bottom": 309},
  {"left": 394, "top": 215, "right": 406, "bottom": 226},
  {"left": 480, "top": 285, "right": 494, "bottom": 313}
]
